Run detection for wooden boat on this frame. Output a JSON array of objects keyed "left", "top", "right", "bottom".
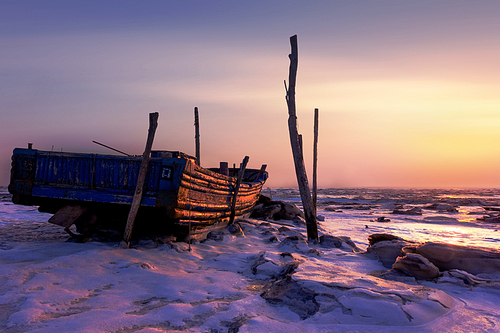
[{"left": 8, "top": 147, "right": 268, "bottom": 241}]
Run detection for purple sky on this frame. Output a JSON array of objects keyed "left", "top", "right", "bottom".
[{"left": 2, "top": 1, "right": 500, "bottom": 188}]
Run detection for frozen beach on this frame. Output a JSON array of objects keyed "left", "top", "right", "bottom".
[{"left": 1, "top": 187, "right": 500, "bottom": 332}]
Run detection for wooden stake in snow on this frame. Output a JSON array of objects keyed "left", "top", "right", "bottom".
[
  {"left": 194, "top": 107, "right": 201, "bottom": 166},
  {"left": 122, "top": 112, "right": 159, "bottom": 248},
  {"left": 313, "top": 108, "right": 319, "bottom": 218},
  {"left": 285, "top": 35, "right": 318, "bottom": 241}
]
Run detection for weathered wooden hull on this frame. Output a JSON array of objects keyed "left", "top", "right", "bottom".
[{"left": 8, "top": 148, "right": 268, "bottom": 239}]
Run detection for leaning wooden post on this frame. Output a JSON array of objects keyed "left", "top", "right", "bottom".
[
  {"left": 313, "top": 108, "right": 319, "bottom": 218},
  {"left": 229, "top": 156, "right": 249, "bottom": 224},
  {"left": 285, "top": 35, "right": 318, "bottom": 241},
  {"left": 194, "top": 107, "right": 201, "bottom": 166},
  {"left": 121, "top": 112, "right": 159, "bottom": 248}
]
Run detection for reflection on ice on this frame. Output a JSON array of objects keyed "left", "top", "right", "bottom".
[{"left": 270, "top": 187, "right": 500, "bottom": 250}]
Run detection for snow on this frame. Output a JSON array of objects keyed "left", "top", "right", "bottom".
[{"left": 2, "top": 188, "right": 500, "bottom": 332}]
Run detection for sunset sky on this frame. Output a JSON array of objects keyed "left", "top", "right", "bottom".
[{"left": 1, "top": 1, "right": 499, "bottom": 188}]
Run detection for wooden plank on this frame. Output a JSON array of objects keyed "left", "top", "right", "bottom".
[
  {"left": 229, "top": 156, "right": 249, "bottom": 224},
  {"left": 285, "top": 35, "right": 318, "bottom": 241},
  {"left": 122, "top": 112, "right": 159, "bottom": 248},
  {"left": 48, "top": 205, "right": 88, "bottom": 228}
]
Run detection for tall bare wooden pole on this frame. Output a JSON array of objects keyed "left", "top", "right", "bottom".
[
  {"left": 285, "top": 35, "right": 318, "bottom": 241},
  {"left": 122, "top": 112, "right": 159, "bottom": 248},
  {"left": 313, "top": 108, "right": 319, "bottom": 218},
  {"left": 194, "top": 107, "right": 201, "bottom": 166}
]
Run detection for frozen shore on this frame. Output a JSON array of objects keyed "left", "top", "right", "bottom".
[{"left": 1, "top": 196, "right": 500, "bottom": 332}]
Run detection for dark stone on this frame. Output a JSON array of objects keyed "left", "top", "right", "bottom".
[
  {"left": 392, "top": 207, "right": 422, "bottom": 215},
  {"left": 206, "top": 231, "right": 224, "bottom": 242},
  {"left": 368, "top": 234, "right": 406, "bottom": 246},
  {"left": 268, "top": 235, "right": 280, "bottom": 243},
  {"left": 226, "top": 223, "right": 244, "bottom": 236},
  {"left": 261, "top": 277, "right": 319, "bottom": 320}
]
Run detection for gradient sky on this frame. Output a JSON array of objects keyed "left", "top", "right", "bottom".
[{"left": 1, "top": 1, "right": 499, "bottom": 188}]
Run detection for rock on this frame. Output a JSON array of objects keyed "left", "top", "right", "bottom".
[
  {"left": 438, "top": 269, "right": 500, "bottom": 287},
  {"left": 226, "top": 223, "right": 244, "bottom": 236},
  {"left": 251, "top": 203, "right": 282, "bottom": 220},
  {"left": 414, "top": 242, "right": 500, "bottom": 275},
  {"left": 319, "top": 235, "right": 360, "bottom": 252},
  {"left": 274, "top": 202, "right": 305, "bottom": 220},
  {"left": 379, "top": 203, "right": 399, "bottom": 210},
  {"left": 392, "top": 207, "right": 422, "bottom": 215},
  {"left": 424, "top": 203, "right": 458, "bottom": 213},
  {"left": 368, "top": 233, "right": 406, "bottom": 246},
  {"left": 206, "top": 231, "right": 224, "bottom": 242},
  {"left": 278, "top": 236, "right": 310, "bottom": 254},
  {"left": 249, "top": 251, "right": 301, "bottom": 280},
  {"left": 393, "top": 253, "right": 440, "bottom": 279},
  {"left": 250, "top": 195, "right": 305, "bottom": 221},
  {"left": 317, "top": 215, "right": 325, "bottom": 222},
  {"left": 371, "top": 216, "right": 391, "bottom": 222},
  {"left": 366, "top": 234, "right": 415, "bottom": 268},
  {"left": 267, "top": 235, "right": 280, "bottom": 243},
  {"left": 278, "top": 226, "right": 291, "bottom": 233},
  {"left": 478, "top": 214, "right": 500, "bottom": 223},
  {"left": 261, "top": 277, "right": 319, "bottom": 320}
]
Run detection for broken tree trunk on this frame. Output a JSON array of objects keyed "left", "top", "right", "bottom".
[
  {"left": 122, "top": 112, "right": 159, "bottom": 248},
  {"left": 285, "top": 35, "right": 318, "bottom": 241},
  {"left": 313, "top": 108, "right": 319, "bottom": 217}
]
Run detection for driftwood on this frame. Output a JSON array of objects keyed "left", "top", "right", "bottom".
[
  {"left": 285, "top": 35, "right": 318, "bottom": 241},
  {"left": 122, "top": 112, "right": 159, "bottom": 248}
]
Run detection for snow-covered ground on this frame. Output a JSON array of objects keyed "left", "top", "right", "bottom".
[{"left": 1, "top": 188, "right": 500, "bottom": 332}]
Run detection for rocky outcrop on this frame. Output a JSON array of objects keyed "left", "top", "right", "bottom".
[
  {"left": 368, "top": 234, "right": 500, "bottom": 279},
  {"left": 260, "top": 259, "right": 454, "bottom": 325},
  {"left": 319, "top": 235, "right": 360, "bottom": 252},
  {"left": 392, "top": 253, "right": 440, "bottom": 279},
  {"left": 391, "top": 207, "right": 422, "bottom": 215},
  {"left": 410, "top": 242, "right": 500, "bottom": 275},
  {"left": 424, "top": 203, "right": 458, "bottom": 213},
  {"left": 251, "top": 195, "right": 305, "bottom": 221},
  {"left": 366, "top": 234, "right": 416, "bottom": 268}
]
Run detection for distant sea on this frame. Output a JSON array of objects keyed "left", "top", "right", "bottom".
[
  {"left": 269, "top": 187, "right": 500, "bottom": 250},
  {"left": 2, "top": 186, "right": 499, "bottom": 250}
]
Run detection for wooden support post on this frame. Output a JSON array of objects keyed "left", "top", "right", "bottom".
[
  {"left": 121, "top": 112, "right": 159, "bottom": 248},
  {"left": 194, "top": 107, "right": 201, "bottom": 166},
  {"left": 229, "top": 156, "right": 249, "bottom": 224},
  {"left": 256, "top": 164, "right": 267, "bottom": 180},
  {"left": 313, "top": 108, "right": 319, "bottom": 218},
  {"left": 220, "top": 162, "right": 229, "bottom": 176},
  {"left": 298, "top": 134, "right": 303, "bottom": 156},
  {"left": 285, "top": 35, "right": 318, "bottom": 241}
]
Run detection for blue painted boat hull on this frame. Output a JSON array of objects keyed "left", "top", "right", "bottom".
[{"left": 9, "top": 148, "right": 268, "bottom": 239}]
